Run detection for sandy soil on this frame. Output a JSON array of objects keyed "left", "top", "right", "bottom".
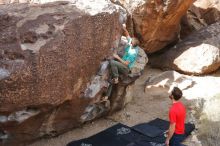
[{"left": 29, "top": 66, "right": 199, "bottom": 146}]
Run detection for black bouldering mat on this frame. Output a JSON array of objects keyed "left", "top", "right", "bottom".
[
  {"left": 67, "top": 139, "right": 91, "bottom": 146},
  {"left": 88, "top": 123, "right": 143, "bottom": 146},
  {"left": 133, "top": 118, "right": 195, "bottom": 143},
  {"left": 147, "top": 118, "right": 170, "bottom": 130},
  {"left": 103, "top": 123, "right": 145, "bottom": 143},
  {"left": 128, "top": 141, "right": 186, "bottom": 146},
  {"left": 147, "top": 118, "right": 195, "bottom": 137},
  {"left": 127, "top": 141, "right": 166, "bottom": 146},
  {"left": 67, "top": 119, "right": 195, "bottom": 146},
  {"left": 132, "top": 123, "right": 165, "bottom": 138},
  {"left": 67, "top": 123, "right": 144, "bottom": 146},
  {"left": 147, "top": 118, "right": 195, "bottom": 135}
]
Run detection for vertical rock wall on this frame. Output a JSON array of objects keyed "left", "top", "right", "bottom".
[
  {"left": 0, "top": 1, "right": 123, "bottom": 145},
  {"left": 112, "top": 0, "right": 194, "bottom": 53}
]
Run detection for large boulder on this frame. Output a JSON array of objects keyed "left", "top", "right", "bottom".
[
  {"left": 188, "top": 0, "right": 220, "bottom": 30},
  {"left": 149, "top": 21, "right": 220, "bottom": 75},
  {"left": 180, "top": 0, "right": 220, "bottom": 38},
  {"left": 0, "top": 1, "right": 125, "bottom": 145},
  {"left": 112, "top": 0, "right": 194, "bottom": 53}
]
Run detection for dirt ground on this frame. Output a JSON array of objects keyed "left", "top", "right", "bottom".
[{"left": 29, "top": 66, "right": 197, "bottom": 146}]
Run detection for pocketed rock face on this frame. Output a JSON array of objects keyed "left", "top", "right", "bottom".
[
  {"left": 112, "top": 0, "right": 194, "bottom": 53},
  {"left": 149, "top": 21, "right": 220, "bottom": 75},
  {"left": 0, "top": 1, "right": 122, "bottom": 145}
]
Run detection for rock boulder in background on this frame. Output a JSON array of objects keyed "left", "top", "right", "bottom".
[
  {"left": 112, "top": 0, "right": 194, "bottom": 53},
  {"left": 180, "top": 0, "right": 220, "bottom": 38},
  {"left": 149, "top": 21, "right": 220, "bottom": 75},
  {"left": 188, "top": 0, "right": 220, "bottom": 30}
]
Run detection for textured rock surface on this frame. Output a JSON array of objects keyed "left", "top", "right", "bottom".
[
  {"left": 112, "top": 0, "right": 194, "bottom": 53},
  {"left": 0, "top": 1, "right": 123, "bottom": 145},
  {"left": 149, "top": 21, "right": 220, "bottom": 75},
  {"left": 110, "top": 47, "right": 148, "bottom": 113},
  {"left": 188, "top": 0, "right": 220, "bottom": 30},
  {"left": 180, "top": 0, "right": 220, "bottom": 38},
  {"left": 145, "top": 70, "right": 220, "bottom": 122},
  {"left": 80, "top": 36, "right": 148, "bottom": 122}
]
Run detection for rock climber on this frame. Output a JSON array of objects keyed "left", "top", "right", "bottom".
[{"left": 101, "top": 24, "right": 140, "bottom": 103}]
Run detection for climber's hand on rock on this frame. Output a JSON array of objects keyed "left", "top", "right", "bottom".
[
  {"left": 122, "top": 24, "right": 126, "bottom": 29},
  {"left": 122, "top": 24, "right": 127, "bottom": 31},
  {"left": 113, "top": 53, "right": 120, "bottom": 60}
]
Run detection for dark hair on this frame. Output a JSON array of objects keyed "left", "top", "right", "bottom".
[
  {"left": 131, "top": 37, "right": 140, "bottom": 47},
  {"left": 171, "top": 87, "right": 182, "bottom": 101}
]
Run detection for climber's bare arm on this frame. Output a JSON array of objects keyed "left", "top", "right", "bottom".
[
  {"left": 113, "top": 53, "right": 129, "bottom": 66},
  {"left": 122, "top": 24, "right": 130, "bottom": 38}
]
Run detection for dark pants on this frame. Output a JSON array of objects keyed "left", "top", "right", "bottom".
[
  {"left": 109, "top": 60, "right": 129, "bottom": 78},
  {"left": 105, "top": 60, "right": 129, "bottom": 97},
  {"left": 106, "top": 83, "right": 113, "bottom": 97},
  {"left": 170, "top": 133, "right": 184, "bottom": 146}
]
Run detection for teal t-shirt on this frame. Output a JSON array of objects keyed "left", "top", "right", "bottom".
[{"left": 122, "top": 37, "right": 138, "bottom": 69}]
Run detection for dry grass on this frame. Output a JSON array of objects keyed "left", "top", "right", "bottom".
[{"left": 198, "top": 120, "right": 220, "bottom": 146}]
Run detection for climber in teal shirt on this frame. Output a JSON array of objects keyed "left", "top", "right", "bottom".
[
  {"left": 122, "top": 37, "right": 139, "bottom": 69},
  {"left": 110, "top": 24, "right": 139, "bottom": 84},
  {"left": 100, "top": 24, "right": 140, "bottom": 104}
]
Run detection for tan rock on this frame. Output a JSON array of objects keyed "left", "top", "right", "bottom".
[
  {"left": 149, "top": 21, "right": 220, "bottom": 75},
  {"left": 188, "top": 0, "right": 220, "bottom": 30},
  {"left": 112, "top": 0, "right": 194, "bottom": 53}
]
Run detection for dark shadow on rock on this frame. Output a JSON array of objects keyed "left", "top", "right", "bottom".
[{"left": 180, "top": 4, "right": 220, "bottom": 39}]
